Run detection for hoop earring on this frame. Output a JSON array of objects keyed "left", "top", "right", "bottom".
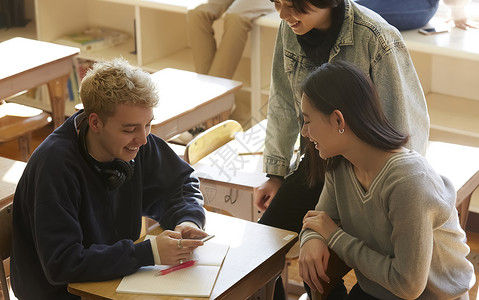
[{"left": 339, "top": 128, "right": 344, "bottom": 134}]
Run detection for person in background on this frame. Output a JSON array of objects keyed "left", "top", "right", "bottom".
[
  {"left": 11, "top": 58, "right": 208, "bottom": 299},
  {"left": 299, "top": 60, "right": 475, "bottom": 299},
  {"left": 187, "top": 0, "right": 275, "bottom": 79},
  {"left": 355, "top": 0, "right": 478, "bottom": 31},
  {"left": 253, "top": 0, "right": 429, "bottom": 298}
]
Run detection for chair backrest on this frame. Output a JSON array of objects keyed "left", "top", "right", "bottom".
[
  {"left": 0, "top": 202, "right": 13, "bottom": 300},
  {"left": 184, "top": 120, "right": 243, "bottom": 165}
]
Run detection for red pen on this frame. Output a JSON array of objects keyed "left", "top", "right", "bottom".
[{"left": 155, "top": 260, "right": 197, "bottom": 276}]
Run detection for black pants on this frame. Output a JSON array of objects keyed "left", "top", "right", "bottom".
[
  {"left": 258, "top": 159, "right": 323, "bottom": 300},
  {"left": 347, "top": 284, "right": 381, "bottom": 299},
  {"left": 258, "top": 159, "right": 323, "bottom": 233}
]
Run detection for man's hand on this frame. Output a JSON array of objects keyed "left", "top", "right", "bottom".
[
  {"left": 174, "top": 222, "right": 208, "bottom": 239},
  {"left": 253, "top": 177, "right": 283, "bottom": 211},
  {"left": 155, "top": 230, "right": 203, "bottom": 265}
]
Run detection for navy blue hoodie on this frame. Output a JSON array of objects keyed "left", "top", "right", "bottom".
[{"left": 11, "top": 112, "right": 206, "bottom": 299}]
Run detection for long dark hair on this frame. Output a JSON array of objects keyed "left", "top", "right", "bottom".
[{"left": 302, "top": 61, "right": 409, "bottom": 177}]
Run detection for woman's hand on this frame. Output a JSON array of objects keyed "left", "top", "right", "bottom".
[
  {"left": 253, "top": 177, "right": 283, "bottom": 211},
  {"left": 302, "top": 210, "right": 338, "bottom": 240},
  {"left": 299, "top": 239, "right": 330, "bottom": 293}
]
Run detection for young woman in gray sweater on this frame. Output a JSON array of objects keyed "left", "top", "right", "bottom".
[{"left": 299, "top": 61, "right": 475, "bottom": 299}]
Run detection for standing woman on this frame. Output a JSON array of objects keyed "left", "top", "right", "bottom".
[{"left": 299, "top": 61, "right": 475, "bottom": 299}]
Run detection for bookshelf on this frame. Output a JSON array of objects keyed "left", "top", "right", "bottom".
[{"left": 30, "top": 0, "right": 255, "bottom": 117}]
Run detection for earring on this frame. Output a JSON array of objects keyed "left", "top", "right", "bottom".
[{"left": 339, "top": 128, "right": 344, "bottom": 134}]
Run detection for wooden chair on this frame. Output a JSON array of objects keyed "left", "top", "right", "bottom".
[
  {"left": 184, "top": 119, "right": 243, "bottom": 216},
  {"left": 142, "top": 120, "right": 244, "bottom": 235},
  {"left": 310, "top": 250, "right": 352, "bottom": 300},
  {"left": 283, "top": 241, "right": 352, "bottom": 300},
  {"left": 184, "top": 120, "right": 243, "bottom": 165},
  {"left": 0, "top": 202, "right": 13, "bottom": 300},
  {"left": 0, "top": 101, "right": 51, "bottom": 161}
]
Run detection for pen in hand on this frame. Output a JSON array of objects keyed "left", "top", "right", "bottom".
[{"left": 155, "top": 260, "right": 197, "bottom": 276}]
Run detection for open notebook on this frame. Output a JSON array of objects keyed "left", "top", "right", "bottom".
[{"left": 116, "top": 236, "right": 229, "bottom": 297}]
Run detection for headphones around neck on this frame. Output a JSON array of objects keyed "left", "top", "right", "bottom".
[{"left": 77, "top": 113, "right": 135, "bottom": 189}]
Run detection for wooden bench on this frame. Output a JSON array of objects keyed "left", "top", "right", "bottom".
[
  {"left": 401, "top": 24, "right": 479, "bottom": 147},
  {"left": 250, "top": 14, "right": 479, "bottom": 147}
]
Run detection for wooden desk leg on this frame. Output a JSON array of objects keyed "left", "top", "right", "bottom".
[
  {"left": 458, "top": 194, "right": 473, "bottom": 230},
  {"left": 47, "top": 74, "right": 70, "bottom": 129},
  {"left": 205, "top": 110, "right": 232, "bottom": 129},
  {"left": 18, "top": 133, "right": 32, "bottom": 162},
  {"left": 264, "top": 277, "right": 277, "bottom": 300}
]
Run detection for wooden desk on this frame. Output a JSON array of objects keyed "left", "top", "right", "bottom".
[
  {"left": 74, "top": 68, "right": 242, "bottom": 141},
  {"left": 193, "top": 119, "right": 298, "bottom": 222},
  {"left": 426, "top": 141, "right": 479, "bottom": 229},
  {"left": 0, "top": 37, "right": 79, "bottom": 128},
  {"left": 150, "top": 68, "right": 242, "bottom": 140},
  {"left": 68, "top": 212, "right": 297, "bottom": 300},
  {"left": 0, "top": 156, "right": 26, "bottom": 208},
  {"left": 193, "top": 120, "right": 269, "bottom": 221}
]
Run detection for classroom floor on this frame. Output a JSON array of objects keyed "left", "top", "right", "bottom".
[{"left": 1, "top": 123, "right": 478, "bottom": 300}]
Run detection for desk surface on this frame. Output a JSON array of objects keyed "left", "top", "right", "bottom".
[
  {"left": 401, "top": 26, "right": 479, "bottom": 61},
  {"left": 426, "top": 141, "right": 479, "bottom": 203},
  {"left": 0, "top": 156, "right": 26, "bottom": 207},
  {"left": 0, "top": 37, "right": 79, "bottom": 80},
  {"left": 150, "top": 68, "right": 242, "bottom": 140},
  {"left": 68, "top": 211, "right": 297, "bottom": 299},
  {"left": 96, "top": 0, "right": 206, "bottom": 12},
  {"left": 0, "top": 37, "right": 79, "bottom": 128}
]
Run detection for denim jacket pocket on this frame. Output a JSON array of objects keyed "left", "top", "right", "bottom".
[{"left": 283, "top": 50, "right": 315, "bottom": 110}]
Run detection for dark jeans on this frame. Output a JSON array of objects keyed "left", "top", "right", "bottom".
[
  {"left": 354, "top": 0, "right": 440, "bottom": 30},
  {"left": 258, "top": 159, "right": 323, "bottom": 300}
]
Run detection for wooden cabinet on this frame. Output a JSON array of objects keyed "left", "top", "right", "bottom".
[
  {"left": 6, "top": 0, "right": 252, "bottom": 117},
  {"left": 34, "top": 0, "right": 195, "bottom": 71}
]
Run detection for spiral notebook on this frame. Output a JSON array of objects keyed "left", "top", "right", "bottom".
[{"left": 116, "top": 237, "right": 229, "bottom": 297}]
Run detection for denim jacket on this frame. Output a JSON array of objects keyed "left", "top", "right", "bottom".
[{"left": 263, "top": 0, "right": 430, "bottom": 176}]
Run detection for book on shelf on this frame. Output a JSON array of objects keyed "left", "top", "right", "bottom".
[
  {"left": 67, "top": 68, "right": 80, "bottom": 104},
  {"left": 116, "top": 235, "right": 229, "bottom": 297},
  {"left": 73, "top": 57, "right": 95, "bottom": 83},
  {"left": 54, "top": 27, "right": 129, "bottom": 53}
]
